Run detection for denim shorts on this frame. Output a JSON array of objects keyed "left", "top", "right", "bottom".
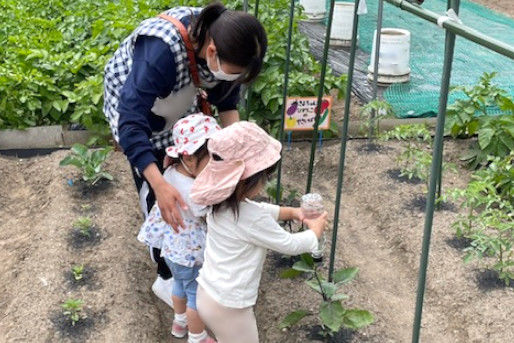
[{"left": 164, "top": 259, "right": 201, "bottom": 310}]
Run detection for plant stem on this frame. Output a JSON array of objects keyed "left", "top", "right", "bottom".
[{"left": 313, "top": 267, "right": 327, "bottom": 301}]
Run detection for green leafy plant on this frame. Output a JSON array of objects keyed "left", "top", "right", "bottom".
[
  {"left": 73, "top": 217, "right": 93, "bottom": 237},
  {"left": 266, "top": 179, "right": 299, "bottom": 206},
  {"left": 359, "top": 100, "right": 395, "bottom": 137},
  {"left": 382, "top": 124, "right": 455, "bottom": 190},
  {"left": 445, "top": 72, "right": 514, "bottom": 168},
  {"left": 61, "top": 298, "right": 84, "bottom": 326},
  {"left": 0, "top": 0, "right": 170, "bottom": 140},
  {"left": 463, "top": 204, "right": 514, "bottom": 285},
  {"left": 280, "top": 254, "right": 373, "bottom": 336},
  {"left": 71, "top": 264, "right": 85, "bottom": 281},
  {"left": 450, "top": 154, "right": 514, "bottom": 285},
  {"left": 60, "top": 143, "right": 113, "bottom": 185}
]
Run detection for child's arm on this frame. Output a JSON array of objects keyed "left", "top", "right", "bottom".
[
  {"left": 245, "top": 209, "right": 328, "bottom": 256},
  {"left": 278, "top": 207, "right": 303, "bottom": 222}
]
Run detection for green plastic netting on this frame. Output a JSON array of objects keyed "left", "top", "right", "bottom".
[{"left": 332, "top": 0, "right": 514, "bottom": 118}]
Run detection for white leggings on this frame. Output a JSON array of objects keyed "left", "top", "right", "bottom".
[{"left": 197, "top": 286, "right": 259, "bottom": 343}]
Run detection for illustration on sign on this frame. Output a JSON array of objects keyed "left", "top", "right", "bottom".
[{"left": 284, "top": 96, "right": 332, "bottom": 131}]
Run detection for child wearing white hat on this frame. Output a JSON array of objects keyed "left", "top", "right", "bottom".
[{"left": 138, "top": 114, "right": 219, "bottom": 343}]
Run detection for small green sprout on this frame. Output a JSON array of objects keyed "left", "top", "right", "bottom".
[
  {"left": 73, "top": 217, "right": 92, "bottom": 237},
  {"left": 61, "top": 298, "right": 83, "bottom": 326},
  {"left": 71, "top": 265, "right": 84, "bottom": 281}
]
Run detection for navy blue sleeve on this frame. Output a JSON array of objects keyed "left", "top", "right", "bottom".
[
  {"left": 207, "top": 81, "right": 241, "bottom": 112},
  {"left": 117, "top": 36, "right": 177, "bottom": 173}
]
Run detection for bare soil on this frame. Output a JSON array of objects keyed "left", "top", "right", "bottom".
[{"left": 1, "top": 139, "right": 513, "bottom": 343}]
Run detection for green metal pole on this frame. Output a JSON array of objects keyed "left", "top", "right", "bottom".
[
  {"left": 369, "top": 0, "right": 385, "bottom": 139},
  {"left": 328, "top": 0, "right": 360, "bottom": 282},
  {"left": 436, "top": 0, "right": 461, "bottom": 204},
  {"left": 275, "top": 0, "right": 296, "bottom": 205},
  {"left": 383, "top": 0, "right": 514, "bottom": 59},
  {"left": 305, "top": 0, "right": 336, "bottom": 194},
  {"left": 412, "top": 1, "right": 460, "bottom": 341},
  {"left": 243, "top": 0, "right": 261, "bottom": 120}
]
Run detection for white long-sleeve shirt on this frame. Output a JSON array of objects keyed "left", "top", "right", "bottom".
[{"left": 197, "top": 200, "right": 318, "bottom": 309}]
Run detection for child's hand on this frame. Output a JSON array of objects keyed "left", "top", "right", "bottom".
[
  {"left": 293, "top": 208, "right": 305, "bottom": 223},
  {"left": 304, "top": 211, "right": 328, "bottom": 238}
]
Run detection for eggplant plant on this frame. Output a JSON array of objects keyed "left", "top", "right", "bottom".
[
  {"left": 279, "top": 254, "right": 373, "bottom": 337},
  {"left": 60, "top": 143, "right": 113, "bottom": 186}
]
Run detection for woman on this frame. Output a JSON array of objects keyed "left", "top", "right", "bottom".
[{"left": 103, "top": 2, "right": 267, "bottom": 307}]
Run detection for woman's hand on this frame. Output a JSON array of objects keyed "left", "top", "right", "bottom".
[
  {"left": 154, "top": 180, "right": 188, "bottom": 232},
  {"left": 143, "top": 163, "right": 188, "bottom": 232},
  {"left": 304, "top": 211, "right": 328, "bottom": 239}
]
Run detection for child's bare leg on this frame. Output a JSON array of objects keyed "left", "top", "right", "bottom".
[
  {"left": 173, "top": 296, "right": 187, "bottom": 314},
  {"left": 186, "top": 308, "right": 205, "bottom": 334}
]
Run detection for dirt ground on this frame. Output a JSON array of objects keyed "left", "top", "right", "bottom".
[{"left": 1, "top": 137, "right": 512, "bottom": 343}]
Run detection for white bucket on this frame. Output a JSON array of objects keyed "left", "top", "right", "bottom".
[
  {"left": 300, "top": 0, "right": 326, "bottom": 22},
  {"left": 330, "top": 2, "right": 355, "bottom": 47},
  {"left": 367, "top": 28, "right": 411, "bottom": 84}
]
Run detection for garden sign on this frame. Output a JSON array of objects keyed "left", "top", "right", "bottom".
[{"left": 284, "top": 96, "right": 332, "bottom": 131}]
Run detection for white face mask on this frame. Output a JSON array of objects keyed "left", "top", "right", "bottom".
[{"left": 207, "top": 53, "right": 242, "bottom": 82}]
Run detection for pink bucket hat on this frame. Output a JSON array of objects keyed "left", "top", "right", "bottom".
[
  {"left": 165, "top": 114, "right": 221, "bottom": 158},
  {"left": 191, "top": 121, "right": 282, "bottom": 206}
]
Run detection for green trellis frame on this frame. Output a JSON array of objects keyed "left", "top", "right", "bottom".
[{"left": 264, "top": 0, "right": 513, "bottom": 342}]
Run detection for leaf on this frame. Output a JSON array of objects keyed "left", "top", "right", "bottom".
[
  {"left": 333, "top": 267, "right": 359, "bottom": 284},
  {"left": 300, "top": 253, "right": 314, "bottom": 268},
  {"left": 59, "top": 156, "right": 82, "bottom": 168},
  {"left": 71, "top": 143, "right": 87, "bottom": 157},
  {"left": 478, "top": 127, "right": 495, "bottom": 149},
  {"left": 292, "top": 260, "right": 314, "bottom": 273},
  {"left": 279, "top": 310, "right": 310, "bottom": 329},
  {"left": 280, "top": 268, "right": 302, "bottom": 279},
  {"left": 320, "top": 301, "right": 345, "bottom": 333},
  {"left": 331, "top": 292, "right": 349, "bottom": 301},
  {"left": 342, "top": 309, "right": 374, "bottom": 329}
]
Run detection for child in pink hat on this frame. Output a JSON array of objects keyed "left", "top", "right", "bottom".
[
  {"left": 138, "top": 114, "right": 219, "bottom": 343},
  {"left": 190, "top": 121, "right": 327, "bottom": 343}
]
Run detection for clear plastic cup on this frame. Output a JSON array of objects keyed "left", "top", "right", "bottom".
[{"left": 301, "top": 193, "right": 325, "bottom": 260}]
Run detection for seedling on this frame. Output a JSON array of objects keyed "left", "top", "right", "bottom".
[
  {"left": 280, "top": 254, "right": 373, "bottom": 336},
  {"left": 61, "top": 298, "right": 84, "bottom": 326},
  {"left": 359, "top": 100, "right": 394, "bottom": 138},
  {"left": 74, "top": 217, "right": 92, "bottom": 237},
  {"left": 71, "top": 265, "right": 84, "bottom": 281},
  {"left": 60, "top": 143, "right": 113, "bottom": 186},
  {"left": 265, "top": 180, "right": 299, "bottom": 206},
  {"left": 382, "top": 124, "right": 455, "bottom": 192}
]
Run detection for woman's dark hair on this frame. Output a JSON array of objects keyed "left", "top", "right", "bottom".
[
  {"left": 191, "top": 1, "right": 268, "bottom": 84},
  {"left": 212, "top": 160, "right": 278, "bottom": 218}
]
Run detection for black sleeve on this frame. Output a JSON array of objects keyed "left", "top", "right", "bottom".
[
  {"left": 206, "top": 81, "right": 241, "bottom": 112},
  {"left": 117, "top": 36, "right": 177, "bottom": 172}
]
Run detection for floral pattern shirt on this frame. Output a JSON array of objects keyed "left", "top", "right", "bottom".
[{"left": 138, "top": 167, "right": 209, "bottom": 267}]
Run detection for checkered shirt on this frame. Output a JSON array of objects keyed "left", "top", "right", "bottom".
[{"left": 103, "top": 7, "right": 217, "bottom": 151}]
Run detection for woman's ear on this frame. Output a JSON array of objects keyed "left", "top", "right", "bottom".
[{"left": 205, "top": 40, "right": 217, "bottom": 62}]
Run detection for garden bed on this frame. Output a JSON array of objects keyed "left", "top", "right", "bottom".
[{"left": 0, "top": 139, "right": 512, "bottom": 342}]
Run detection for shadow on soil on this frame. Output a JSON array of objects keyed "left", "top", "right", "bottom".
[
  {"left": 405, "top": 194, "right": 457, "bottom": 213},
  {"left": 305, "top": 325, "right": 355, "bottom": 342},
  {"left": 67, "top": 227, "right": 102, "bottom": 250},
  {"left": 475, "top": 269, "right": 514, "bottom": 291}
]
